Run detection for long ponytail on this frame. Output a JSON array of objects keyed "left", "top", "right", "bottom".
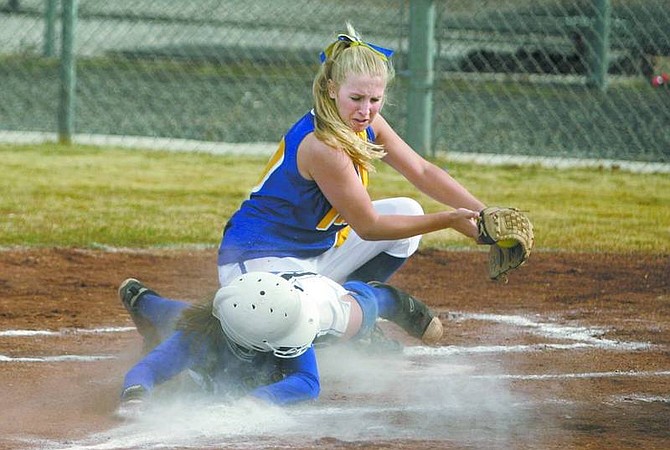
[{"left": 313, "top": 24, "right": 395, "bottom": 172}]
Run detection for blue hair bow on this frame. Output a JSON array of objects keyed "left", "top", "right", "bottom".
[{"left": 319, "top": 33, "right": 394, "bottom": 63}]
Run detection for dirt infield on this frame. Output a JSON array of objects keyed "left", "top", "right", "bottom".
[{"left": 0, "top": 248, "right": 668, "bottom": 449}]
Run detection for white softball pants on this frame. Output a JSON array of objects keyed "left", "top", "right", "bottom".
[{"left": 218, "top": 197, "right": 423, "bottom": 286}]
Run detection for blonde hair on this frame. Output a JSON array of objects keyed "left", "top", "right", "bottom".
[
  {"left": 313, "top": 23, "right": 395, "bottom": 172},
  {"left": 177, "top": 300, "right": 218, "bottom": 336}
]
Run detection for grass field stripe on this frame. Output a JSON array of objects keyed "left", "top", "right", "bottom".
[{"left": 2, "top": 131, "right": 668, "bottom": 174}]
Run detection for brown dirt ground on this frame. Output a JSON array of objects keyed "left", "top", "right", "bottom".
[{"left": 0, "top": 248, "right": 668, "bottom": 449}]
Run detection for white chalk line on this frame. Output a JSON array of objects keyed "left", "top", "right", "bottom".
[
  {"left": 1, "top": 313, "right": 663, "bottom": 450},
  {"left": 608, "top": 393, "right": 670, "bottom": 404},
  {"left": 0, "top": 312, "right": 660, "bottom": 363},
  {"left": 0, "top": 326, "right": 134, "bottom": 337},
  {"left": 406, "top": 342, "right": 629, "bottom": 357},
  {"left": 0, "top": 354, "right": 116, "bottom": 362},
  {"left": 472, "top": 370, "right": 670, "bottom": 381},
  {"left": 0, "top": 326, "right": 133, "bottom": 363},
  {"left": 448, "top": 312, "right": 654, "bottom": 350}
]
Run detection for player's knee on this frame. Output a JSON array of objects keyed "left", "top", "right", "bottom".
[
  {"left": 396, "top": 197, "right": 424, "bottom": 216},
  {"left": 384, "top": 198, "right": 423, "bottom": 257},
  {"left": 343, "top": 280, "right": 379, "bottom": 336},
  {"left": 377, "top": 197, "right": 424, "bottom": 216}
]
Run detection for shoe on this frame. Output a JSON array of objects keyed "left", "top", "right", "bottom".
[
  {"left": 369, "top": 282, "right": 444, "bottom": 345},
  {"left": 421, "top": 317, "right": 444, "bottom": 345},
  {"left": 357, "top": 323, "right": 404, "bottom": 354},
  {"left": 118, "top": 278, "right": 160, "bottom": 352},
  {"left": 118, "top": 278, "right": 158, "bottom": 312}
]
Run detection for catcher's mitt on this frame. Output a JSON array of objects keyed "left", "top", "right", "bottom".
[{"left": 478, "top": 207, "right": 534, "bottom": 281}]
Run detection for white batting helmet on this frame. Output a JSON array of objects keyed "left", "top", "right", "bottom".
[{"left": 212, "top": 272, "right": 319, "bottom": 358}]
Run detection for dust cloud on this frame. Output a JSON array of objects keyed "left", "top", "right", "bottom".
[{"left": 45, "top": 341, "right": 542, "bottom": 449}]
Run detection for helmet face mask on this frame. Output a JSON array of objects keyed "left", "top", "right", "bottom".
[
  {"left": 225, "top": 338, "right": 259, "bottom": 362},
  {"left": 213, "top": 272, "right": 320, "bottom": 359},
  {"left": 264, "top": 342, "right": 311, "bottom": 358}
]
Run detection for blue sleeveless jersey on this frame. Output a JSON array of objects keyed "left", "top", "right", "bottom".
[{"left": 218, "top": 110, "right": 374, "bottom": 265}]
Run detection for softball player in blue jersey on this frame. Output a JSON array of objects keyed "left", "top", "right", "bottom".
[
  {"left": 116, "top": 271, "right": 442, "bottom": 418},
  {"left": 217, "top": 23, "right": 487, "bottom": 287}
]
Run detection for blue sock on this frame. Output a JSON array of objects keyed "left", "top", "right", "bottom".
[
  {"left": 343, "top": 281, "right": 399, "bottom": 336},
  {"left": 137, "top": 293, "right": 190, "bottom": 339},
  {"left": 368, "top": 283, "right": 398, "bottom": 319}
]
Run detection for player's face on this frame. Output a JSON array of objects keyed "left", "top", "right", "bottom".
[{"left": 330, "top": 73, "right": 385, "bottom": 133}]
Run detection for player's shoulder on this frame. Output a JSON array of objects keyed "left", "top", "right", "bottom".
[
  {"left": 286, "top": 110, "right": 317, "bottom": 137},
  {"left": 299, "top": 132, "right": 352, "bottom": 171},
  {"left": 370, "top": 113, "right": 393, "bottom": 139},
  {"left": 371, "top": 111, "right": 389, "bottom": 127}
]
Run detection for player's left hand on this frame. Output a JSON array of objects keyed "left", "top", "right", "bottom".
[
  {"left": 115, "top": 398, "right": 145, "bottom": 421},
  {"left": 477, "top": 206, "right": 534, "bottom": 281},
  {"left": 448, "top": 208, "right": 481, "bottom": 240},
  {"left": 115, "top": 385, "right": 148, "bottom": 421}
]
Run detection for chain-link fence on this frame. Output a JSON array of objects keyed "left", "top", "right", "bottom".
[{"left": 1, "top": 1, "right": 668, "bottom": 166}]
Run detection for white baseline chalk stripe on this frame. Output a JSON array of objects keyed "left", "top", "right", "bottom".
[
  {"left": 449, "top": 312, "right": 653, "bottom": 350},
  {"left": 474, "top": 370, "right": 670, "bottom": 381},
  {"left": 0, "top": 354, "right": 116, "bottom": 362},
  {"left": 0, "top": 326, "right": 135, "bottom": 337},
  {"left": 3, "top": 340, "right": 650, "bottom": 363},
  {"left": 406, "top": 341, "right": 651, "bottom": 357},
  {"left": 610, "top": 394, "right": 670, "bottom": 404},
  {"left": 0, "top": 327, "right": 133, "bottom": 363},
  {"left": 407, "top": 342, "right": 596, "bottom": 357}
]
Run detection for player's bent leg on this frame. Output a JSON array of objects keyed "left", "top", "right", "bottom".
[
  {"left": 118, "top": 278, "right": 189, "bottom": 352},
  {"left": 345, "top": 252, "right": 407, "bottom": 283},
  {"left": 342, "top": 281, "right": 379, "bottom": 339},
  {"left": 119, "top": 278, "right": 160, "bottom": 350},
  {"left": 344, "top": 280, "right": 404, "bottom": 352},
  {"left": 367, "top": 281, "right": 443, "bottom": 345},
  {"left": 316, "top": 198, "right": 424, "bottom": 284},
  {"left": 340, "top": 294, "right": 364, "bottom": 340},
  {"left": 119, "top": 278, "right": 156, "bottom": 313}
]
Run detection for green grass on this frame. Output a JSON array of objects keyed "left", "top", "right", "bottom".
[{"left": 1, "top": 142, "right": 668, "bottom": 254}]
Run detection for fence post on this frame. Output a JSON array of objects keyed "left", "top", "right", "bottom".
[
  {"left": 406, "top": 0, "right": 435, "bottom": 156},
  {"left": 58, "top": 0, "right": 77, "bottom": 145},
  {"left": 43, "top": 0, "right": 57, "bottom": 57},
  {"left": 586, "top": 0, "right": 611, "bottom": 90}
]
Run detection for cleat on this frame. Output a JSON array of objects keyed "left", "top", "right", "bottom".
[
  {"left": 118, "top": 278, "right": 157, "bottom": 312},
  {"left": 352, "top": 323, "right": 404, "bottom": 354},
  {"left": 421, "top": 317, "right": 443, "bottom": 345},
  {"left": 369, "top": 282, "right": 444, "bottom": 345},
  {"left": 118, "top": 278, "right": 160, "bottom": 352}
]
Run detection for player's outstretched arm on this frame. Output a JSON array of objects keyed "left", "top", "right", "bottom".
[{"left": 249, "top": 347, "right": 320, "bottom": 405}]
